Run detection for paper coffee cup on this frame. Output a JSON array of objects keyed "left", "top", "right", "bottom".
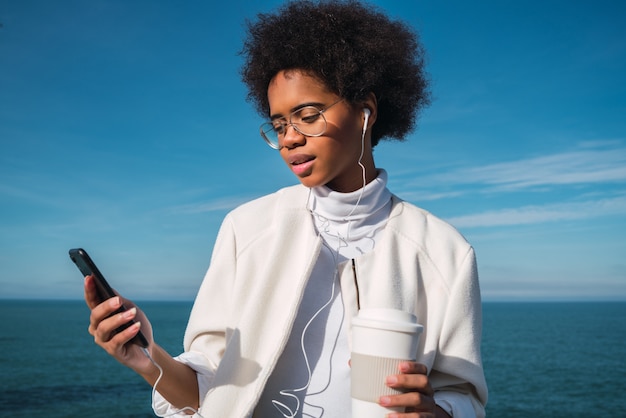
[{"left": 351, "top": 308, "right": 423, "bottom": 417}]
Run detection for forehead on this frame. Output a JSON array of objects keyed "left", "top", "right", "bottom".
[{"left": 267, "top": 70, "right": 336, "bottom": 115}]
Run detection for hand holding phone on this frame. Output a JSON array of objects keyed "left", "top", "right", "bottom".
[{"left": 69, "top": 248, "right": 149, "bottom": 348}]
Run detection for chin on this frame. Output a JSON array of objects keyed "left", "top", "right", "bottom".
[{"left": 296, "top": 176, "right": 326, "bottom": 189}]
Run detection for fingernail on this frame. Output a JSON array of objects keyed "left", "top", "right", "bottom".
[
  {"left": 109, "top": 297, "right": 120, "bottom": 307},
  {"left": 379, "top": 396, "right": 391, "bottom": 406},
  {"left": 386, "top": 375, "right": 398, "bottom": 385},
  {"left": 123, "top": 307, "right": 137, "bottom": 319}
]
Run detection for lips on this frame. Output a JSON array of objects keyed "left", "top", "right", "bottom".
[
  {"left": 288, "top": 153, "right": 315, "bottom": 175},
  {"left": 288, "top": 154, "right": 315, "bottom": 165}
]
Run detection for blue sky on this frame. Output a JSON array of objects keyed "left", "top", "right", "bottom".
[{"left": 1, "top": 0, "right": 625, "bottom": 301}]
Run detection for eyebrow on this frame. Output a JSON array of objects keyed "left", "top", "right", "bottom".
[{"left": 269, "top": 101, "right": 326, "bottom": 120}]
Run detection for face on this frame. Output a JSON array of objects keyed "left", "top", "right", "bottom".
[{"left": 267, "top": 70, "right": 376, "bottom": 192}]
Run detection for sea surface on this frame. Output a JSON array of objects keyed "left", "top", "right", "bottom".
[{"left": 0, "top": 300, "right": 624, "bottom": 417}]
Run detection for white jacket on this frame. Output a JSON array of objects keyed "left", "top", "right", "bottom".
[{"left": 181, "top": 184, "right": 487, "bottom": 417}]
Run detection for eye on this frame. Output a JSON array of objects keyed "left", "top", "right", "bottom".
[
  {"left": 272, "top": 120, "right": 287, "bottom": 135},
  {"left": 296, "top": 107, "right": 322, "bottom": 124}
]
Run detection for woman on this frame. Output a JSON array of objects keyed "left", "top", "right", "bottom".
[{"left": 85, "top": 1, "right": 488, "bottom": 417}]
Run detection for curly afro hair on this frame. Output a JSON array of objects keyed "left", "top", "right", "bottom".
[{"left": 240, "top": 0, "right": 430, "bottom": 147}]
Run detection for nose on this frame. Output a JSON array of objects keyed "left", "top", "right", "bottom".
[{"left": 280, "top": 123, "right": 306, "bottom": 149}]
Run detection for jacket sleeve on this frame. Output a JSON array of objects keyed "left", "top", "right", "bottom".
[
  {"left": 152, "top": 214, "right": 239, "bottom": 412},
  {"left": 430, "top": 247, "right": 488, "bottom": 418},
  {"left": 152, "top": 351, "right": 215, "bottom": 417},
  {"left": 183, "top": 213, "right": 238, "bottom": 360}
]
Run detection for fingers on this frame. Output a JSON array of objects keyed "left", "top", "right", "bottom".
[
  {"left": 100, "top": 320, "right": 143, "bottom": 356},
  {"left": 83, "top": 282, "right": 153, "bottom": 370},
  {"left": 88, "top": 295, "right": 121, "bottom": 335},
  {"left": 399, "top": 361, "right": 428, "bottom": 375},
  {"left": 87, "top": 295, "right": 141, "bottom": 351},
  {"left": 386, "top": 362, "right": 433, "bottom": 394},
  {"left": 83, "top": 275, "right": 101, "bottom": 309},
  {"left": 379, "top": 361, "right": 436, "bottom": 416},
  {"left": 379, "top": 391, "right": 436, "bottom": 415}
]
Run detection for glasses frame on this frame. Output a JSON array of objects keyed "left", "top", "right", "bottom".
[{"left": 259, "top": 99, "right": 344, "bottom": 150}]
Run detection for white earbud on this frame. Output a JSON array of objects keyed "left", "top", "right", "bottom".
[{"left": 362, "top": 108, "right": 370, "bottom": 133}]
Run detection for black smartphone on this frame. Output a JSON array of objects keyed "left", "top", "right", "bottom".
[{"left": 69, "top": 248, "right": 149, "bottom": 348}]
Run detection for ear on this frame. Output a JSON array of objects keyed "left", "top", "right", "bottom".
[{"left": 361, "top": 92, "right": 378, "bottom": 129}]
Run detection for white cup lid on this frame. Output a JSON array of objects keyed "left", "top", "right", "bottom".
[{"left": 352, "top": 308, "right": 423, "bottom": 333}]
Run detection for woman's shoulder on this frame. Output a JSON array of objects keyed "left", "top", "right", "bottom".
[
  {"left": 388, "top": 195, "right": 473, "bottom": 258},
  {"left": 386, "top": 197, "right": 477, "bottom": 289},
  {"left": 230, "top": 184, "right": 308, "bottom": 215},
  {"left": 223, "top": 184, "right": 309, "bottom": 231}
]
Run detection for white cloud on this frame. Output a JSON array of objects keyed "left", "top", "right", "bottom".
[
  {"left": 393, "top": 189, "right": 465, "bottom": 202},
  {"left": 168, "top": 195, "right": 251, "bottom": 214},
  {"left": 447, "top": 195, "right": 626, "bottom": 228},
  {"left": 409, "top": 141, "right": 626, "bottom": 193},
  {"left": 464, "top": 150, "right": 626, "bottom": 190}
]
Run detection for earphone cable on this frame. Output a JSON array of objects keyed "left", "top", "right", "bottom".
[{"left": 141, "top": 347, "right": 206, "bottom": 418}]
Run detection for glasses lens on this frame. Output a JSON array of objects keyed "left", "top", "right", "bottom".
[
  {"left": 259, "top": 106, "right": 328, "bottom": 150},
  {"left": 292, "top": 107, "right": 326, "bottom": 136},
  {"left": 260, "top": 123, "right": 281, "bottom": 149}
]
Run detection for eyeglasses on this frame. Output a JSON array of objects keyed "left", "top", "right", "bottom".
[{"left": 259, "top": 99, "right": 344, "bottom": 149}]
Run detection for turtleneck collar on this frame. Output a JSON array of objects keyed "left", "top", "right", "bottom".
[{"left": 308, "top": 169, "right": 392, "bottom": 246}]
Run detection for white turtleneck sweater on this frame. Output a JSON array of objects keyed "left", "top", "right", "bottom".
[{"left": 254, "top": 170, "right": 392, "bottom": 418}]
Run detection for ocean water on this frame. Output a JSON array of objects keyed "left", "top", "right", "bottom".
[
  {"left": 0, "top": 300, "right": 624, "bottom": 417},
  {"left": 482, "top": 301, "right": 626, "bottom": 417}
]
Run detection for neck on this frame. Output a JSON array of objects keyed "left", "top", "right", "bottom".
[
  {"left": 326, "top": 159, "right": 377, "bottom": 193},
  {"left": 308, "top": 169, "right": 392, "bottom": 258}
]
